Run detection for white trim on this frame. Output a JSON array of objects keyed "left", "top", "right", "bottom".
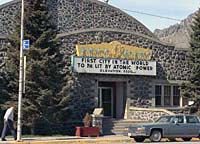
[{"left": 180, "top": 96, "right": 183, "bottom": 107}]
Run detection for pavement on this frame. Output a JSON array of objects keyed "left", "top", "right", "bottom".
[
  {"left": 0, "top": 135, "right": 200, "bottom": 144},
  {"left": 0, "top": 135, "right": 133, "bottom": 144}
]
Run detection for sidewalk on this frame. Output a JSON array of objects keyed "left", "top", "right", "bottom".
[
  {"left": 1, "top": 136, "right": 200, "bottom": 144},
  {"left": 0, "top": 135, "right": 133, "bottom": 144}
]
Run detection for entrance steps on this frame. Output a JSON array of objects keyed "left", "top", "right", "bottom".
[{"left": 102, "top": 118, "right": 148, "bottom": 135}]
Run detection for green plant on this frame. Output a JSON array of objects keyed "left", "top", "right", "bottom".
[{"left": 83, "top": 113, "right": 92, "bottom": 127}]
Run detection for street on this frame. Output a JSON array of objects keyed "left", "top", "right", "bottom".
[
  {"left": 129, "top": 138, "right": 200, "bottom": 144},
  {"left": 93, "top": 138, "right": 200, "bottom": 143}
]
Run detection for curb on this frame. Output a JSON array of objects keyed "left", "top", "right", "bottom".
[
  {"left": 5, "top": 137, "right": 133, "bottom": 144},
  {"left": 9, "top": 139, "right": 133, "bottom": 144},
  {"left": 3, "top": 137, "right": 200, "bottom": 144}
]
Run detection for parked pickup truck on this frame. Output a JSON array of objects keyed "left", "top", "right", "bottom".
[{"left": 128, "top": 114, "right": 200, "bottom": 142}]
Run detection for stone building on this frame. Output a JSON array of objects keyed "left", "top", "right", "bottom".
[{"left": 0, "top": 0, "right": 190, "bottom": 124}]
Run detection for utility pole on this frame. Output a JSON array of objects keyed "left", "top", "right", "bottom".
[{"left": 17, "top": 0, "right": 24, "bottom": 141}]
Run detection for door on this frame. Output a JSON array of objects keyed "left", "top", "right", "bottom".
[
  {"left": 184, "top": 115, "right": 200, "bottom": 137},
  {"left": 168, "top": 115, "right": 188, "bottom": 137},
  {"left": 98, "top": 87, "right": 113, "bottom": 117}
]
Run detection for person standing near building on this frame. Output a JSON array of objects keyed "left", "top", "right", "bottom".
[{"left": 1, "top": 104, "right": 17, "bottom": 141}]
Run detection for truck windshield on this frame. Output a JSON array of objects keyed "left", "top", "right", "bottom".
[{"left": 155, "top": 116, "right": 174, "bottom": 123}]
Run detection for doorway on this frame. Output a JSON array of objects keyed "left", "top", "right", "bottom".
[
  {"left": 98, "top": 81, "right": 127, "bottom": 118},
  {"left": 98, "top": 87, "right": 113, "bottom": 117}
]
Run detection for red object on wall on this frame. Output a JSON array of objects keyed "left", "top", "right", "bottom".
[{"left": 75, "top": 127, "right": 100, "bottom": 137}]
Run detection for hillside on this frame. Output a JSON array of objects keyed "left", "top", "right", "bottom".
[{"left": 154, "top": 12, "right": 195, "bottom": 50}]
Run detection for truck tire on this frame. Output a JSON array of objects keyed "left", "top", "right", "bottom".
[{"left": 150, "top": 130, "right": 162, "bottom": 142}]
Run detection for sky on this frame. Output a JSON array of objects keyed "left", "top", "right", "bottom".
[
  {"left": 108, "top": 0, "right": 199, "bottom": 31},
  {"left": 0, "top": 0, "right": 199, "bottom": 32}
]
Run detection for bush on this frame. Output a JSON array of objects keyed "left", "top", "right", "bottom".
[
  {"left": 33, "top": 117, "right": 52, "bottom": 135},
  {"left": 82, "top": 112, "right": 92, "bottom": 127}
]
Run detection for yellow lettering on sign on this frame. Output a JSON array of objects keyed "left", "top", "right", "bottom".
[{"left": 76, "top": 41, "right": 152, "bottom": 60}]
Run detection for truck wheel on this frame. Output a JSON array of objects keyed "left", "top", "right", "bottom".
[
  {"left": 182, "top": 138, "right": 192, "bottom": 141},
  {"left": 150, "top": 130, "right": 162, "bottom": 142},
  {"left": 134, "top": 137, "right": 145, "bottom": 142}
]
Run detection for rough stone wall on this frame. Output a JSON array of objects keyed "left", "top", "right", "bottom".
[
  {"left": 0, "top": 1, "right": 20, "bottom": 36},
  {"left": 69, "top": 74, "right": 97, "bottom": 119},
  {"left": 59, "top": 30, "right": 190, "bottom": 81},
  {"left": 0, "top": 0, "right": 190, "bottom": 80},
  {"left": 0, "top": 0, "right": 191, "bottom": 115},
  {"left": 51, "top": 0, "right": 155, "bottom": 38},
  {"left": 0, "top": 0, "right": 155, "bottom": 38},
  {"left": 129, "top": 76, "right": 152, "bottom": 107},
  {"left": 129, "top": 109, "right": 169, "bottom": 121},
  {"left": 59, "top": 30, "right": 190, "bottom": 108}
]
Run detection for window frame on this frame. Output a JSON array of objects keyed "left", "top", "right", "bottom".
[
  {"left": 155, "top": 85, "right": 162, "bottom": 107},
  {"left": 164, "top": 85, "right": 171, "bottom": 106},
  {"left": 155, "top": 84, "right": 182, "bottom": 107},
  {"left": 173, "top": 86, "right": 180, "bottom": 106}
]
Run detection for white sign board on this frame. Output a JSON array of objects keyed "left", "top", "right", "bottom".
[{"left": 72, "top": 57, "right": 156, "bottom": 76}]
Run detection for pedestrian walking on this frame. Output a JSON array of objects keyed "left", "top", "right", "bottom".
[{"left": 1, "top": 103, "right": 17, "bottom": 141}]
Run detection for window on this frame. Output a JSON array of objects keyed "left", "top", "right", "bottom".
[
  {"left": 173, "top": 86, "right": 180, "bottom": 106},
  {"left": 172, "top": 116, "right": 184, "bottom": 123},
  {"left": 155, "top": 85, "right": 161, "bottom": 106},
  {"left": 164, "top": 86, "right": 171, "bottom": 106},
  {"left": 186, "top": 116, "right": 199, "bottom": 123},
  {"left": 155, "top": 115, "right": 174, "bottom": 123},
  {"left": 155, "top": 85, "right": 183, "bottom": 107}
]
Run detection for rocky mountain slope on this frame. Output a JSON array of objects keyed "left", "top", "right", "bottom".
[{"left": 154, "top": 12, "right": 196, "bottom": 50}]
